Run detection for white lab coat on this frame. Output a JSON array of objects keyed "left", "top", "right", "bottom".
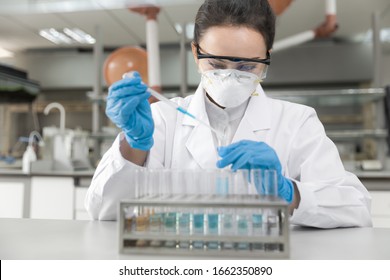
[{"left": 85, "top": 84, "right": 372, "bottom": 228}]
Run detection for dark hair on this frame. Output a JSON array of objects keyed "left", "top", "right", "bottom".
[{"left": 194, "top": 0, "right": 276, "bottom": 51}]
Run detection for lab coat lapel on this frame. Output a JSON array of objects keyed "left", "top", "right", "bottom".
[
  {"left": 184, "top": 86, "right": 218, "bottom": 169},
  {"left": 232, "top": 84, "right": 271, "bottom": 143}
]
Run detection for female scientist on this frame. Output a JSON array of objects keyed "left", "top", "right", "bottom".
[{"left": 85, "top": 0, "right": 372, "bottom": 228}]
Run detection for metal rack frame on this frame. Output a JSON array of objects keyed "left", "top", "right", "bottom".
[{"left": 118, "top": 194, "right": 290, "bottom": 259}]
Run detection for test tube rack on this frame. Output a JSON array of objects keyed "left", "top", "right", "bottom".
[{"left": 118, "top": 194, "right": 290, "bottom": 258}]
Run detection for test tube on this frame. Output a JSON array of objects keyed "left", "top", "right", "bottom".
[
  {"left": 236, "top": 208, "right": 250, "bottom": 250},
  {"left": 216, "top": 170, "right": 234, "bottom": 250},
  {"left": 221, "top": 208, "right": 234, "bottom": 250},
  {"left": 263, "top": 169, "right": 280, "bottom": 252},
  {"left": 176, "top": 170, "right": 191, "bottom": 249},
  {"left": 123, "top": 206, "right": 135, "bottom": 233},
  {"left": 123, "top": 169, "right": 138, "bottom": 233},
  {"left": 191, "top": 170, "right": 209, "bottom": 250},
  {"left": 233, "top": 170, "right": 250, "bottom": 250},
  {"left": 206, "top": 207, "right": 220, "bottom": 250},
  {"left": 233, "top": 169, "right": 250, "bottom": 196},
  {"left": 251, "top": 208, "right": 264, "bottom": 251},
  {"left": 134, "top": 169, "right": 150, "bottom": 247},
  {"left": 148, "top": 169, "right": 164, "bottom": 247},
  {"left": 161, "top": 169, "right": 177, "bottom": 248}
]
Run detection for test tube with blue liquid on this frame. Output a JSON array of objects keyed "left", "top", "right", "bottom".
[
  {"left": 205, "top": 170, "right": 226, "bottom": 250},
  {"left": 217, "top": 169, "right": 235, "bottom": 250},
  {"left": 160, "top": 170, "right": 177, "bottom": 248},
  {"left": 176, "top": 170, "right": 191, "bottom": 249},
  {"left": 191, "top": 170, "right": 210, "bottom": 250},
  {"left": 233, "top": 170, "right": 251, "bottom": 250}
]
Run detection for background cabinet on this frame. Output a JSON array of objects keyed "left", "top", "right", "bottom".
[
  {"left": 0, "top": 181, "right": 25, "bottom": 218},
  {"left": 370, "top": 191, "right": 390, "bottom": 228},
  {"left": 30, "top": 177, "right": 74, "bottom": 219},
  {"left": 0, "top": 174, "right": 91, "bottom": 220}
]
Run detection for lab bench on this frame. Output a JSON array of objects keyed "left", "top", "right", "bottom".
[
  {"left": 0, "top": 218, "right": 389, "bottom": 259},
  {"left": 1, "top": 168, "right": 390, "bottom": 227}
]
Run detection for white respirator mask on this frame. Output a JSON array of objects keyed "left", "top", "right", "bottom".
[{"left": 200, "top": 69, "right": 260, "bottom": 108}]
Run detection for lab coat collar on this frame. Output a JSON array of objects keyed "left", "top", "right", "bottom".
[
  {"left": 184, "top": 84, "right": 271, "bottom": 168},
  {"left": 184, "top": 85, "right": 218, "bottom": 169},
  {"left": 182, "top": 85, "right": 208, "bottom": 126},
  {"left": 231, "top": 84, "right": 271, "bottom": 143}
]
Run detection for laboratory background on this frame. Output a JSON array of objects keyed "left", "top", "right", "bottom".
[{"left": 1, "top": 0, "right": 390, "bottom": 260}]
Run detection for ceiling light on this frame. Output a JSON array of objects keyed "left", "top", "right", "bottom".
[
  {"left": 0, "top": 47, "right": 14, "bottom": 58},
  {"left": 361, "top": 27, "right": 390, "bottom": 43},
  {"left": 174, "top": 22, "right": 194, "bottom": 39},
  {"left": 39, "top": 28, "right": 72, "bottom": 44},
  {"left": 39, "top": 28, "right": 95, "bottom": 45},
  {"left": 63, "top": 28, "right": 96, "bottom": 44}
]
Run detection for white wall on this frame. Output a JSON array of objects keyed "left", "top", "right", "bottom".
[
  {"left": 1, "top": 41, "right": 389, "bottom": 90},
  {"left": 1, "top": 47, "right": 200, "bottom": 91}
]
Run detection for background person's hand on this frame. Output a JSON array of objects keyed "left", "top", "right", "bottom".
[
  {"left": 105, "top": 72, "right": 154, "bottom": 151},
  {"left": 217, "top": 140, "right": 294, "bottom": 203}
]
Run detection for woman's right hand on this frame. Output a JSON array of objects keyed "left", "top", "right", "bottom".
[{"left": 105, "top": 71, "right": 154, "bottom": 151}]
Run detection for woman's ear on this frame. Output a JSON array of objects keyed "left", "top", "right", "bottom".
[{"left": 191, "top": 42, "right": 199, "bottom": 64}]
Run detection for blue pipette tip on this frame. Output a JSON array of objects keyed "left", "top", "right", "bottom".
[{"left": 177, "top": 107, "right": 195, "bottom": 119}]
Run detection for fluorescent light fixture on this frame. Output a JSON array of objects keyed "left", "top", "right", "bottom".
[
  {"left": 174, "top": 22, "right": 194, "bottom": 39},
  {"left": 380, "top": 28, "right": 390, "bottom": 43},
  {"left": 361, "top": 27, "right": 390, "bottom": 43},
  {"left": 39, "top": 28, "right": 72, "bottom": 44},
  {"left": 174, "top": 23, "right": 183, "bottom": 35},
  {"left": 185, "top": 23, "right": 194, "bottom": 40},
  {"left": 39, "top": 28, "right": 95, "bottom": 45},
  {"left": 63, "top": 28, "right": 96, "bottom": 44},
  {"left": 0, "top": 47, "right": 14, "bottom": 58}
]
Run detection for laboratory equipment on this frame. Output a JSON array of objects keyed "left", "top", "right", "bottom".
[
  {"left": 118, "top": 168, "right": 290, "bottom": 258},
  {"left": 39, "top": 102, "right": 91, "bottom": 171},
  {"left": 22, "top": 131, "right": 44, "bottom": 174}
]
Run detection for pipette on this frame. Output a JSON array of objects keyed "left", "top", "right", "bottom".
[{"left": 123, "top": 72, "right": 225, "bottom": 141}]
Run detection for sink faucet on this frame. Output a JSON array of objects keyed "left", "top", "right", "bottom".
[{"left": 43, "top": 102, "right": 66, "bottom": 133}]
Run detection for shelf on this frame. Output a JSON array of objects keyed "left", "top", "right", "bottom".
[
  {"left": 89, "top": 133, "right": 117, "bottom": 140},
  {"left": 326, "top": 129, "right": 388, "bottom": 140},
  {"left": 267, "top": 88, "right": 386, "bottom": 107}
]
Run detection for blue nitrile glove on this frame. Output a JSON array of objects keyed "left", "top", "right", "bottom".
[
  {"left": 105, "top": 71, "right": 154, "bottom": 151},
  {"left": 217, "top": 140, "right": 294, "bottom": 203}
]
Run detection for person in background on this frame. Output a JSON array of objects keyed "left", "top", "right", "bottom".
[{"left": 85, "top": 0, "right": 372, "bottom": 228}]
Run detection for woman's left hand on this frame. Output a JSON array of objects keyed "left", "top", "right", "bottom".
[{"left": 217, "top": 140, "right": 294, "bottom": 203}]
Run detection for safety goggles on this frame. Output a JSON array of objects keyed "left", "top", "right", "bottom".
[{"left": 196, "top": 44, "right": 270, "bottom": 79}]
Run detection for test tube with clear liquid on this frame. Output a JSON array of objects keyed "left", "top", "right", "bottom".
[
  {"left": 148, "top": 169, "right": 165, "bottom": 247},
  {"left": 252, "top": 169, "right": 280, "bottom": 251},
  {"left": 159, "top": 169, "right": 177, "bottom": 248},
  {"left": 134, "top": 169, "right": 150, "bottom": 247}
]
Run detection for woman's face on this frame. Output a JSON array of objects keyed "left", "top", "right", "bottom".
[{"left": 193, "top": 25, "right": 268, "bottom": 76}]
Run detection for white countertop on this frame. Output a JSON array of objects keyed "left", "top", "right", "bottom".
[
  {"left": 1, "top": 167, "right": 390, "bottom": 178},
  {"left": 0, "top": 218, "right": 389, "bottom": 260}
]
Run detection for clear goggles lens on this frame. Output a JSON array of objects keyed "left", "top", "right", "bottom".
[{"left": 199, "top": 58, "right": 268, "bottom": 80}]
